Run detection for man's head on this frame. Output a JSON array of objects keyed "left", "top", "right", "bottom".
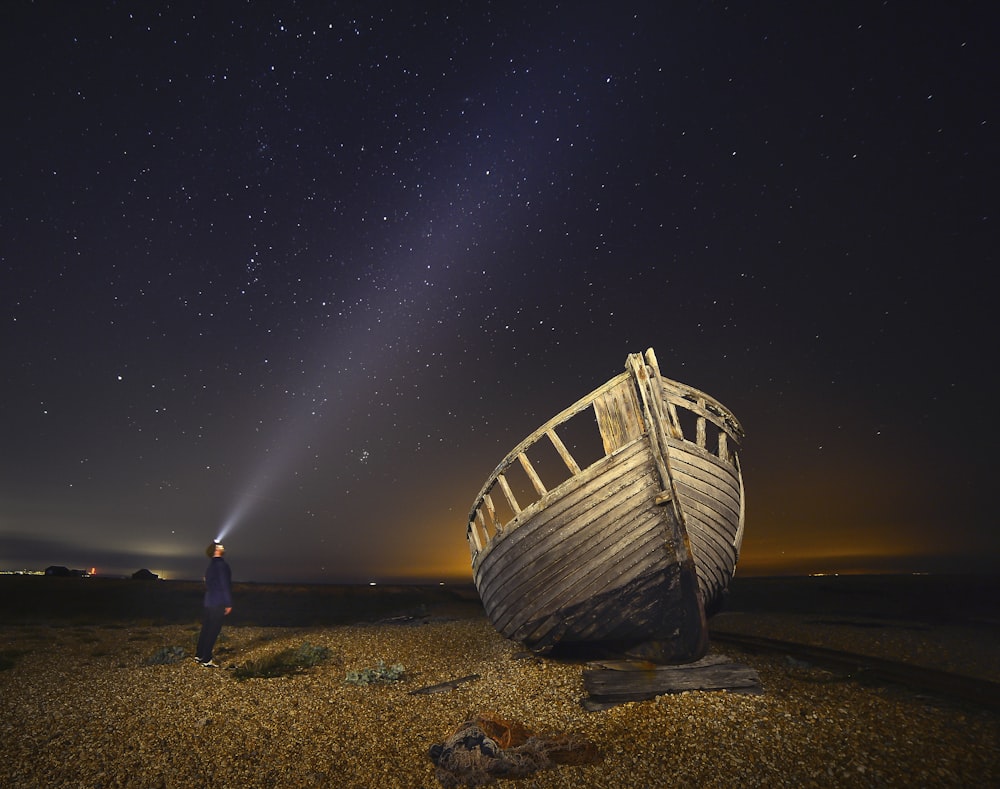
[{"left": 206, "top": 541, "right": 225, "bottom": 558}]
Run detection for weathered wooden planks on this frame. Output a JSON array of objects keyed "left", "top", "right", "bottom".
[
  {"left": 466, "top": 347, "right": 745, "bottom": 658},
  {"left": 409, "top": 674, "right": 481, "bottom": 695},
  {"left": 581, "top": 654, "right": 762, "bottom": 711}
]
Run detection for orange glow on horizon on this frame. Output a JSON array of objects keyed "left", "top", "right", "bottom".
[
  {"left": 371, "top": 563, "right": 473, "bottom": 583},
  {"left": 735, "top": 545, "right": 982, "bottom": 577}
]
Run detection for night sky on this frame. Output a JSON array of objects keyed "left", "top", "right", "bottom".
[{"left": 3, "top": 2, "right": 995, "bottom": 583}]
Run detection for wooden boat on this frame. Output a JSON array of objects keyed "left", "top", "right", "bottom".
[{"left": 466, "top": 348, "right": 745, "bottom": 663}]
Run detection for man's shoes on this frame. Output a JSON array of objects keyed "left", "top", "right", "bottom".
[{"left": 200, "top": 659, "right": 220, "bottom": 668}]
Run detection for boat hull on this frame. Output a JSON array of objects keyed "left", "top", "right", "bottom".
[
  {"left": 666, "top": 435, "right": 744, "bottom": 613},
  {"left": 466, "top": 348, "right": 744, "bottom": 663},
  {"left": 473, "top": 439, "right": 708, "bottom": 661}
]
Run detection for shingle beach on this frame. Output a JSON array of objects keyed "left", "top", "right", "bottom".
[{"left": 3, "top": 600, "right": 998, "bottom": 787}]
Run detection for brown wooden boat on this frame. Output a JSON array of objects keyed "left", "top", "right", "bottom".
[{"left": 466, "top": 348, "right": 745, "bottom": 662}]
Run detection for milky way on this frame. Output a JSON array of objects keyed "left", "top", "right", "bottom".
[{"left": 2, "top": 2, "right": 995, "bottom": 581}]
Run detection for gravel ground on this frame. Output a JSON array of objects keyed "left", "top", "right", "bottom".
[
  {"left": 2, "top": 615, "right": 998, "bottom": 788},
  {"left": 709, "top": 610, "right": 999, "bottom": 683}
]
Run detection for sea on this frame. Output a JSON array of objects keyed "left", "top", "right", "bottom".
[{"left": 1, "top": 572, "right": 996, "bottom": 628}]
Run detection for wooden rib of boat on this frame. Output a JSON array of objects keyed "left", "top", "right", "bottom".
[{"left": 466, "top": 348, "right": 745, "bottom": 663}]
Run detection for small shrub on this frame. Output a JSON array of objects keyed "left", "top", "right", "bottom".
[
  {"left": 233, "top": 653, "right": 290, "bottom": 679},
  {"left": 233, "top": 641, "right": 333, "bottom": 680},
  {"left": 145, "top": 645, "right": 187, "bottom": 665},
  {"left": 294, "top": 641, "right": 332, "bottom": 667},
  {"left": 344, "top": 659, "right": 405, "bottom": 686}
]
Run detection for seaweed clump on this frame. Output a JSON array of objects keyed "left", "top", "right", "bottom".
[
  {"left": 344, "top": 659, "right": 405, "bottom": 685},
  {"left": 233, "top": 641, "right": 333, "bottom": 680},
  {"left": 144, "top": 645, "right": 187, "bottom": 665}
]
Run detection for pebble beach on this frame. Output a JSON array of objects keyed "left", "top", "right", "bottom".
[{"left": 2, "top": 576, "right": 998, "bottom": 787}]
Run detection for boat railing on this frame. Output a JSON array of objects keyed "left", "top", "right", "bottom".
[{"left": 467, "top": 349, "right": 743, "bottom": 560}]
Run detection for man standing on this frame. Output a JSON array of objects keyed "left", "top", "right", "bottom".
[{"left": 195, "top": 541, "right": 232, "bottom": 667}]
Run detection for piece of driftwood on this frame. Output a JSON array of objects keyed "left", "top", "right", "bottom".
[
  {"left": 581, "top": 654, "right": 762, "bottom": 711},
  {"left": 466, "top": 348, "right": 746, "bottom": 663},
  {"left": 409, "top": 674, "right": 481, "bottom": 695}
]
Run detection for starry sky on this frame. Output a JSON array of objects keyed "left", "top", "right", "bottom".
[{"left": 2, "top": 2, "right": 996, "bottom": 583}]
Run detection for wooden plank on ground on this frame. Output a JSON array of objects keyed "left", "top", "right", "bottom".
[
  {"left": 409, "top": 674, "right": 481, "bottom": 695},
  {"left": 581, "top": 654, "right": 762, "bottom": 711}
]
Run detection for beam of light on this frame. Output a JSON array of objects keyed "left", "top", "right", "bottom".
[
  {"left": 215, "top": 440, "right": 305, "bottom": 543},
  {"left": 216, "top": 491, "right": 260, "bottom": 543},
  {"left": 213, "top": 155, "right": 526, "bottom": 558}
]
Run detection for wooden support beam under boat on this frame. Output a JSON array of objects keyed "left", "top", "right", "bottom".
[{"left": 581, "top": 655, "right": 762, "bottom": 711}]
